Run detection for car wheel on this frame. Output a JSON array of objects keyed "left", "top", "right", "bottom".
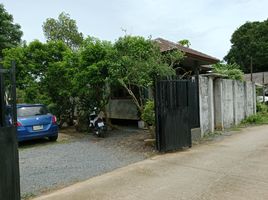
[{"left": 49, "top": 135, "right": 58, "bottom": 141}]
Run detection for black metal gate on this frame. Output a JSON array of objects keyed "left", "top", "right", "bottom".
[
  {"left": 0, "top": 62, "right": 20, "bottom": 200},
  {"left": 155, "top": 78, "right": 199, "bottom": 152}
]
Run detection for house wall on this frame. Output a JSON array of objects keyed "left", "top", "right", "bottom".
[
  {"left": 106, "top": 99, "right": 139, "bottom": 120},
  {"left": 244, "top": 72, "right": 268, "bottom": 85},
  {"left": 199, "top": 76, "right": 256, "bottom": 136}
]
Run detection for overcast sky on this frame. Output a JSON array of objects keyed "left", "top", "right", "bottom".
[{"left": 1, "top": 0, "right": 267, "bottom": 59}]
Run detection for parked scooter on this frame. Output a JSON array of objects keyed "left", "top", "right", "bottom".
[{"left": 89, "top": 108, "right": 107, "bottom": 138}]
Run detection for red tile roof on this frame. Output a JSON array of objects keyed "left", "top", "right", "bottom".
[{"left": 154, "top": 38, "right": 219, "bottom": 64}]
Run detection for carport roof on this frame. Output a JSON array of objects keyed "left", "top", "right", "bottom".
[{"left": 154, "top": 38, "right": 220, "bottom": 65}]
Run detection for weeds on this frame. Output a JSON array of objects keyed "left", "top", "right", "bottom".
[{"left": 242, "top": 103, "right": 268, "bottom": 125}]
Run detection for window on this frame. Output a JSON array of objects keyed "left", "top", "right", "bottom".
[{"left": 17, "top": 106, "right": 48, "bottom": 117}]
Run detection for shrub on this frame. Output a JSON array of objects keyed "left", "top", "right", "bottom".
[
  {"left": 212, "top": 62, "right": 244, "bottom": 80},
  {"left": 256, "top": 102, "right": 268, "bottom": 114},
  {"left": 141, "top": 100, "right": 155, "bottom": 126},
  {"left": 242, "top": 114, "right": 263, "bottom": 124}
]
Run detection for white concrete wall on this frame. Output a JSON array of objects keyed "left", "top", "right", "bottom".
[
  {"left": 199, "top": 76, "right": 256, "bottom": 136},
  {"left": 234, "top": 81, "right": 245, "bottom": 124},
  {"left": 199, "top": 76, "right": 210, "bottom": 135},
  {"left": 106, "top": 99, "right": 139, "bottom": 120},
  {"left": 222, "top": 79, "right": 234, "bottom": 128}
]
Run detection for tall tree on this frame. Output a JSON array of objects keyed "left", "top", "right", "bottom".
[
  {"left": 75, "top": 37, "right": 113, "bottom": 115},
  {"left": 3, "top": 40, "right": 76, "bottom": 125},
  {"left": 110, "top": 35, "right": 183, "bottom": 113},
  {"left": 43, "top": 12, "right": 83, "bottom": 50},
  {"left": 0, "top": 4, "right": 23, "bottom": 57},
  {"left": 225, "top": 19, "right": 268, "bottom": 73}
]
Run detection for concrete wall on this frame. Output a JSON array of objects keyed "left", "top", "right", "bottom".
[
  {"left": 199, "top": 76, "right": 256, "bottom": 136},
  {"left": 222, "top": 79, "right": 234, "bottom": 128},
  {"left": 199, "top": 77, "right": 210, "bottom": 134},
  {"left": 106, "top": 99, "right": 139, "bottom": 120}
]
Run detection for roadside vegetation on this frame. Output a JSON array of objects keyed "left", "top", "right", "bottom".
[
  {"left": 212, "top": 62, "right": 244, "bottom": 80},
  {"left": 242, "top": 103, "right": 268, "bottom": 125},
  {"left": 1, "top": 3, "right": 267, "bottom": 132},
  {"left": 0, "top": 6, "right": 184, "bottom": 130}
]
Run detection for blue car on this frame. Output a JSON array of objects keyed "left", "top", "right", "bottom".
[{"left": 15, "top": 104, "right": 58, "bottom": 142}]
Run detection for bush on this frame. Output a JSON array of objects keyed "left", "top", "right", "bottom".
[
  {"left": 242, "top": 103, "right": 268, "bottom": 125},
  {"left": 242, "top": 114, "right": 262, "bottom": 124},
  {"left": 256, "top": 102, "right": 268, "bottom": 114},
  {"left": 212, "top": 62, "right": 244, "bottom": 80},
  {"left": 141, "top": 100, "right": 155, "bottom": 126}
]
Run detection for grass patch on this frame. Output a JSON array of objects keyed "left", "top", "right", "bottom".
[
  {"left": 241, "top": 113, "right": 268, "bottom": 125},
  {"left": 241, "top": 103, "right": 268, "bottom": 125},
  {"left": 21, "top": 192, "right": 36, "bottom": 200}
]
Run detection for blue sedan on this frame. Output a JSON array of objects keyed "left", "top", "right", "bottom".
[{"left": 16, "top": 104, "right": 58, "bottom": 142}]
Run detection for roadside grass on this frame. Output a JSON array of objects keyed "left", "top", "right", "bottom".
[
  {"left": 21, "top": 192, "right": 36, "bottom": 200},
  {"left": 241, "top": 103, "right": 268, "bottom": 126},
  {"left": 200, "top": 104, "right": 268, "bottom": 144}
]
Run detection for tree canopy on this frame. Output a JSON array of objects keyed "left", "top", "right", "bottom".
[
  {"left": 3, "top": 40, "right": 75, "bottom": 125},
  {"left": 74, "top": 37, "right": 113, "bottom": 115},
  {"left": 225, "top": 18, "right": 268, "bottom": 73},
  {"left": 178, "top": 39, "right": 191, "bottom": 47},
  {"left": 43, "top": 12, "right": 83, "bottom": 50},
  {"left": 0, "top": 4, "right": 23, "bottom": 57},
  {"left": 110, "top": 35, "right": 183, "bottom": 113}
]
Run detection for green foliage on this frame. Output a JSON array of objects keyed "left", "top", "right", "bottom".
[
  {"left": 3, "top": 33, "right": 185, "bottom": 125},
  {"left": 0, "top": 4, "right": 23, "bottom": 56},
  {"left": 74, "top": 37, "right": 113, "bottom": 115},
  {"left": 2, "top": 40, "right": 75, "bottom": 123},
  {"left": 178, "top": 39, "right": 191, "bottom": 47},
  {"left": 110, "top": 35, "right": 180, "bottom": 112},
  {"left": 242, "top": 113, "right": 268, "bottom": 125},
  {"left": 256, "top": 87, "right": 263, "bottom": 96},
  {"left": 141, "top": 100, "right": 155, "bottom": 126},
  {"left": 162, "top": 50, "right": 185, "bottom": 68},
  {"left": 256, "top": 102, "right": 268, "bottom": 114},
  {"left": 225, "top": 19, "right": 268, "bottom": 73},
  {"left": 212, "top": 62, "right": 244, "bottom": 80},
  {"left": 43, "top": 12, "right": 83, "bottom": 50},
  {"left": 242, "top": 103, "right": 268, "bottom": 125}
]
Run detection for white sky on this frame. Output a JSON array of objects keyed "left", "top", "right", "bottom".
[{"left": 1, "top": 0, "right": 268, "bottom": 60}]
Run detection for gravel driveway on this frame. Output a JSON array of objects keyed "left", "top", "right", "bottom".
[{"left": 19, "top": 127, "right": 155, "bottom": 199}]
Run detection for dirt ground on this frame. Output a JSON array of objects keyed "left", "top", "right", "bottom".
[{"left": 58, "top": 126, "right": 157, "bottom": 157}]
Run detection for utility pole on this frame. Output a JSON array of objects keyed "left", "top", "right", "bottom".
[
  {"left": 263, "top": 72, "right": 265, "bottom": 103},
  {"left": 250, "top": 57, "right": 253, "bottom": 82}
]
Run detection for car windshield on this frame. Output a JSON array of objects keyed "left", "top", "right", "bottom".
[{"left": 17, "top": 106, "right": 48, "bottom": 117}]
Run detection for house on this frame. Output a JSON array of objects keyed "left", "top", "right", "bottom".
[
  {"left": 244, "top": 72, "right": 268, "bottom": 97},
  {"left": 106, "top": 38, "right": 219, "bottom": 121}
]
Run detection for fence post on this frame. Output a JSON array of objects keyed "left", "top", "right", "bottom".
[
  {"left": 214, "top": 78, "right": 224, "bottom": 130},
  {"left": 0, "top": 64, "right": 5, "bottom": 127}
]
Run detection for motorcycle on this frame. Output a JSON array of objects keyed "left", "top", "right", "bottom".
[{"left": 89, "top": 108, "right": 107, "bottom": 138}]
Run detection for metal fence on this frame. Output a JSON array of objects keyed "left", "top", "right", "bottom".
[
  {"left": 0, "top": 62, "right": 20, "bottom": 200},
  {"left": 155, "top": 78, "right": 199, "bottom": 152}
]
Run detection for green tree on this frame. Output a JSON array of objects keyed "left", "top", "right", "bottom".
[
  {"left": 75, "top": 37, "right": 113, "bottom": 115},
  {"left": 225, "top": 19, "right": 268, "bottom": 73},
  {"left": 110, "top": 35, "right": 183, "bottom": 113},
  {"left": 43, "top": 12, "right": 83, "bottom": 50},
  {"left": 0, "top": 4, "right": 23, "bottom": 57},
  {"left": 178, "top": 39, "right": 191, "bottom": 47},
  {"left": 3, "top": 40, "right": 76, "bottom": 125}
]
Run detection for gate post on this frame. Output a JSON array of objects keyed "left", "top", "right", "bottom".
[
  {"left": 0, "top": 64, "right": 5, "bottom": 126},
  {"left": 0, "top": 62, "right": 21, "bottom": 200}
]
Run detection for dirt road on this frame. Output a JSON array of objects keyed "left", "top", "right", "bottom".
[{"left": 34, "top": 125, "right": 268, "bottom": 200}]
